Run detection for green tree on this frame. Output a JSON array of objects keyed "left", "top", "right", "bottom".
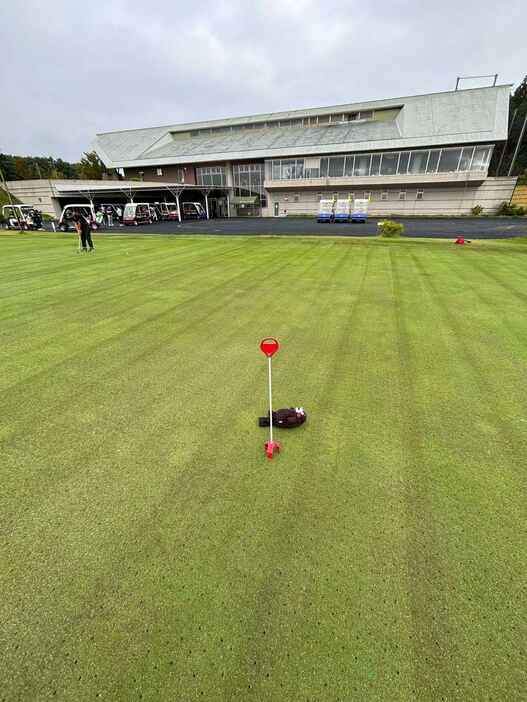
[
  {"left": 0, "top": 154, "right": 17, "bottom": 180},
  {"left": 491, "top": 76, "right": 527, "bottom": 177},
  {"left": 78, "top": 151, "right": 106, "bottom": 180},
  {"left": 14, "top": 157, "right": 33, "bottom": 180}
]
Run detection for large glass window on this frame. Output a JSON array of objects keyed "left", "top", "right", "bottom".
[
  {"left": 345, "top": 156, "right": 355, "bottom": 176},
  {"left": 281, "top": 159, "right": 296, "bottom": 179},
  {"left": 471, "top": 146, "right": 492, "bottom": 170},
  {"left": 232, "top": 163, "right": 265, "bottom": 200},
  {"left": 409, "top": 151, "right": 427, "bottom": 174},
  {"left": 196, "top": 166, "right": 226, "bottom": 187},
  {"left": 426, "top": 150, "right": 441, "bottom": 173},
  {"left": 397, "top": 152, "right": 410, "bottom": 174},
  {"left": 438, "top": 148, "right": 462, "bottom": 172},
  {"left": 295, "top": 159, "right": 304, "bottom": 178},
  {"left": 459, "top": 147, "right": 474, "bottom": 171},
  {"left": 267, "top": 145, "right": 492, "bottom": 181},
  {"left": 380, "top": 153, "right": 398, "bottom": 175},
  {"left": 329, "top": 157, "right": 345, "bottom": 177},
  {"left": 370, "top": 154, "right": 381, "bottom": 175},
  {"left": 354, "top": 153, "right": 371, "bottom": 176}
]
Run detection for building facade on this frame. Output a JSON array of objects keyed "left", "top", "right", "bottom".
[{"left": 93, "top": 85, "right": 517, "bottom": 217}]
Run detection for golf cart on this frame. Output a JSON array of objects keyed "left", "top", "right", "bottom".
[
  {"left": 154, "top": 202, "right": 180, "bottom": 221},
  {"left": 59, "top": 204, "right": 97, "bottom": 232},
  {"left": 123, "top": 202, "right": 153, "bottom": 226},
  {"left": 181, "top": 202, "right": 207, "bottom": 220},
  {"left": 3, "top": 204, "right": 43, "bottom": 230}
]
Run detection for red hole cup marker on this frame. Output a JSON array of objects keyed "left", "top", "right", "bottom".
[{"left": 259, "top": 337, "right": 281, "bottom": 459}]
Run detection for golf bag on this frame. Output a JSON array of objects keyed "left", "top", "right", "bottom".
[{"left": 258, "top": 407, "right": 306, "bottom": 428}]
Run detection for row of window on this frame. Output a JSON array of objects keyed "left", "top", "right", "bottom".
[
  {"left": 269, "top": 145, "right": 493, "bottom": 180},
  {"left": 179, "top": 109, "right": 382, "bottom": 140},
  {"left": 284, "top": 191, "right": 426, "bottom": 201},
  {"left": 232, "top": 163, "right": 265, "bottom": 198},
  {"left": 196, "top": 166, "right": 226, "bottom": 187}
]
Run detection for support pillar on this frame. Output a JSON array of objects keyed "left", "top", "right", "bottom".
[{"left": 176, "top": 192, "right": 181, "bottom": 222}]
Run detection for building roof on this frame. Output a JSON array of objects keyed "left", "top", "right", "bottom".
[{"left": 93, "top": 85, "right": 512, "bottom": 168}]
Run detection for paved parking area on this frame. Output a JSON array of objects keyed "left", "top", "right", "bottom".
[
  {"left": 34, "top": 216, "right": 527, "bottom": 239},
  {"left": 98, "top": 216, "right": 527, "bottom": 239}
]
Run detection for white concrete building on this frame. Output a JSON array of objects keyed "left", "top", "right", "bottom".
[{"left": 87, "top": 85, "right": 516, "bottom": 216}]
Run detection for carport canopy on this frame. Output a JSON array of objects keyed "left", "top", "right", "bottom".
[{"left": 53, "top": 180, "right": 232, "bottom": 220}]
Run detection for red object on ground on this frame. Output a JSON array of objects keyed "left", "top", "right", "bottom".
[
  {"left": 455, "top": 237, "right": 465, "bottom": 245},
  {"left": 265, "top": 440, "right": 281, "bottom": 459},
  {"left": 260, "top": 337, "right": 280, "bottom": 357}
]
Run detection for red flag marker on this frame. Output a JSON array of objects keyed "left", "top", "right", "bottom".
[{"left": 259, "top": 337, "right": 281, "bottom": 459}]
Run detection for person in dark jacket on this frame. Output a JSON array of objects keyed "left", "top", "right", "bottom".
[
  {"left": 258, "top": 407, "right": 306, "bottom": 428},
  {"left": 73, "top": 211, "right": 94, "bottom": 252}
]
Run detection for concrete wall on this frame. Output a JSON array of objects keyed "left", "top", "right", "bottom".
[
  {"left": 263, "top": 177, "right": 517, "bottom": 217},
  {"left": 4, "top": 180, "right": 60, "bottom": 216}
]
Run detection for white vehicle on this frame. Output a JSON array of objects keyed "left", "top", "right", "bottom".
[
  {"left": 123, "top": 202, "right": 153, "bottom": 226},
  {"left": 351, "top": 198, "right": 369, "bottom": 223},
  {"left": 59, "top": 204, "right": 96, "bottom": 232},
  {"left": 317, "top": 199, "right": 334, "bottom": 223},
  {"left": 334, "top": 199, "right": 352, "bottom": 223},
  {"left": 3, "top": 204, "right": 41, "bottom": 230},
  {"left": 158, "top": 202, "right": 180, "bottom": 221},
  {"left": 182, "top": 202, "right": 206, "bottom": 219}
]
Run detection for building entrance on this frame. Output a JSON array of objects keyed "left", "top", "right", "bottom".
[{"left": 208, "top": 197, "right": 228, "bottom": 218}]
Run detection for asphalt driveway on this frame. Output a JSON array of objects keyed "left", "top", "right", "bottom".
[{"left": 102, "top": 216, "right": 527, "bottom": 239}]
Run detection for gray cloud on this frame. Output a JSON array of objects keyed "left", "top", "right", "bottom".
[{"left": 1, "top": 0, "right": 526, "bottom": 161}]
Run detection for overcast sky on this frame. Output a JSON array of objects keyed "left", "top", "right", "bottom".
[{"left": 1, "top": 0, "right": 526, "bottom": 161}]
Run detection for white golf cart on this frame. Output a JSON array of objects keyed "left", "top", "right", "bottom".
[
  {"left": 181, "top": 202, "right": 206, "bottom": 219},
  {"left": 3, "top": 204, "right": 41, "bottom": 230},
  {"left": 155, "top": 202, "right": 180, "bottom": 221},
  {"left": 122, "top": 202, "right": 154, "bottom": 226},
  {"left": 58, "top": 204, "right": 97, "bottom": 232}
]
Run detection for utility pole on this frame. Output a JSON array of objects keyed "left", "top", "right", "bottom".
[
  {"left": 496, "top": 108, "right": 517, "bottom": 176},
  {"left": 0, "top": 165, "right": 22, "bottom": 228},
  {"left": 507, "top": 112, "right": 527, "bottom": 177}
]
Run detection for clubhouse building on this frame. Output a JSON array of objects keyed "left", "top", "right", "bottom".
[
  {"left": 92, "top": 84, "right": 516, "bottom": 217},
  {"left": 6, "top": 85, "right": 517, "bottom": 219}
]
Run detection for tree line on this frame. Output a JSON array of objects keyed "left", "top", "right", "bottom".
[{"left": 0, "top": 151, "right": 107, "bottom": 181}]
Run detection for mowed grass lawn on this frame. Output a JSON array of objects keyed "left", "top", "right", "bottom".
[{"left": 1, "top": 232, "right": 526, "bottom": 702}]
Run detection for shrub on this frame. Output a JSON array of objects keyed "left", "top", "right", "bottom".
[
  {"left": 378, "top": 219, "right": 405, "bottom": 238},
  {"left": 496, "top": 202, "right": 526, "bottom": 216},
  {"left": 471, "top": 205, "right": 483, "bottom": 216}
]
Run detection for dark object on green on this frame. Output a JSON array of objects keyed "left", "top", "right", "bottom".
[{"left": 259, "top": 407, "right": 306, "bottom": 428}]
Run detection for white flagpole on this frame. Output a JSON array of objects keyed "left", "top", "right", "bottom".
[{"left": 268, "top": 355, "right": 273, "bottom": 445}]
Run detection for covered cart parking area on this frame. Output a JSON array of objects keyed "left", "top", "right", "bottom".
[{"left": 52, "top": 181, "right": 233, "bottom": 221}]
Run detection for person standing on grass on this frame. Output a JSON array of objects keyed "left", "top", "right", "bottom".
[{"left": 73, "top": 210, "right": 94, "bottom": 253}]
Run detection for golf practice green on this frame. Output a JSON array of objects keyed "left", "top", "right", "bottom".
[{"left": 1, "top": 232, "right": 526, "bottom": 701}]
